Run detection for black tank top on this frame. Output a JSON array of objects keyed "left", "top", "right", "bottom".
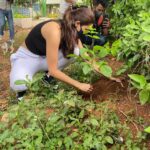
[{"left": 25, "top": 20, "right": 60, "bottom": 56}]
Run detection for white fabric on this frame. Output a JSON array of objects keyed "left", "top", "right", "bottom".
[
  {"left": 59, "top": 0, "right": 77, "bottom": 15},
  {"left": 10, "top": 46, "right": 79, "bottom": 91}
]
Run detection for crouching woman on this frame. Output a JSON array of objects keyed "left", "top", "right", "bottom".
[{"left": 10, "top": 7, "right": 94, "bottom": 99}]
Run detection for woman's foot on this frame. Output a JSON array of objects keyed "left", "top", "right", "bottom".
[{"left": 17, "top": 91, "right": 26, "bottom": 101}]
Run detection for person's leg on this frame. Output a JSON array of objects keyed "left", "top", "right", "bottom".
[
  {"left": 10, "top": 47, "right": 47, "bottom": 92},
  {"left": 5, "top": 9, "right": 14, "bottom": 41},
  {"left": 0, "top": 9, "right": 6, "bottom": 40}
]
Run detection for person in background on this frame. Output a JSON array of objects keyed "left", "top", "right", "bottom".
[
  {"left": 10, "top": 7, "right": 94, "bottom": 101},
  {"left": 0, "top": 0, "right": 14, "bottom": 44},
  {"left": 59, "top": 0, "right": 77, "bottom": 18},
  {"left": 78, "top": 0, "right": 110, "bottom": 46}
]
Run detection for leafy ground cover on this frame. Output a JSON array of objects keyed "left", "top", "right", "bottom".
[
  {"left": 0, "top": 28, "right": 149, "bottom": 149},
  {"left": 0, "top": 3, "right": 150, "bottom": 147}
]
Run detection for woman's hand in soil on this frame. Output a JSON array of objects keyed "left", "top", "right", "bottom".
[{"left": 78, "top": 83, "right": 93, "bottom": 93}]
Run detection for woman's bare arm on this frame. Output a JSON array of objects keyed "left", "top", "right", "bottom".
[{"left": 41, "top": 22, "right": 93, "bottom": 92}]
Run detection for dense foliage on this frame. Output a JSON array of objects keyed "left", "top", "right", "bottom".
[
  {"left": 107, "top": 0, "right": 150, "bottom": 104},
  {"left": 0, "top": 72, "right": 147, "bottom": 149},
  {"left": 0, "top": 0, "right": 149, "bottom": 149},
  {"left": 110, "top": 0, "right": 150, "bottom": 75}
]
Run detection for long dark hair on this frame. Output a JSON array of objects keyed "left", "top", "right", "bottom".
[{"left": 60, "top": 6, "right": 94, "bottom": 58}]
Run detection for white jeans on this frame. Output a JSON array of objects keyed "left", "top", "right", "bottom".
[{"left": 10, "top": 46, "right": 77, "bottom": 92}]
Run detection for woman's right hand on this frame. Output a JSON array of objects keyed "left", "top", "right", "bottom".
[{"left": 77, "top": 83, "right": 93, "bottom": 93}]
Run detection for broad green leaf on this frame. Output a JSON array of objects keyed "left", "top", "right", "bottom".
[
  {"left": 128, "top": 74, "right": 147, "bottom": 89},
  {"left": 6, "top": 137, "right": 15, "bottom": 143},
  {"left": 58, "top": 140, "right": 63, "bottom": 147},
  {"left": 79, "top": 110, "right": 85, "bottom": 119},
  {"left": 49, "top": 114, "right": 60, "bottom": 123},
  {"left": 90, "top": 118, "right": 99, "bottom": 126},
  {"left": 100, "top": 65, "right": 112, "bottom": 78},
  {"left": 81, "top": 54, "right": 91, "bottom": 61},
  {"left": 105, "top": 136, "right": 114, "bottom": 144},
  {"left": 64, "top": 100, "right": 75, "bottom": 107},
  {"left": 101, "top": 145, "right": 107, "bottom": 150},
  {"left": 83, "top": 134, "right": 93, "bottom": 146},
  {"left": 80, "top": 48, "right": 88, "bottom": 55},
  {"left": 64, "top": 137, "right": 73, "bottom": 149},
  {"left": 139, "top": 90, "right": 149, "bottom": 105},
  {"left": 146, "top": 83, "right": 150, "bottom": 90},
  {"left": 83, "top": 64, "right": 92, "bottom": 75},
  {"left": 144, "top": 126, "right": 150, "bottom": 133},
  {"left": 143, "top": 34, "right": 150, "bottom": 41},
  {"left": 142, "top": 25, "right": 150, "bottom": 33},
  {"left": 112, "top": 39, "right": 121, "bottom": 48},
  {"left": 92, "top": 35, "right": 100, "bottom": 39},
  {"left": 15, "top": 80, "right": 26, "bottom": 85},
  {"left": 98, "top": 61, "right": 107, "bottom": 67},
  {"left": 99, "top": 49, "right": 109, "bottom": 58},
  {"left": 67, "top": 54, "right": 78, "bottom": 58},
  {"left": 130, "top": 81, "right": 141, "bottom": 90},
  {"left": 116, "top": 67, "right": 128, "bottom": 76},
  {"left": 70, "top": 132, "right": 79, "bottom": 138},
  {"left": 132, "top": 54, "right": 141, "bottom": 62},
  {"left": 111, "top": 47, "right": 118, "bottom": 56},
  {"left": 93, "top": 45, "right": 103, "bottom": 52}
]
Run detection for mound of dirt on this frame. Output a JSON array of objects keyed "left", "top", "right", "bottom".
[{"left": 83, "top": 77, "right": 127, "bottom": 100}]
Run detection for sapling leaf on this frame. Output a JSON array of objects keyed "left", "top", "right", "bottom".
[
  {"left": 142, "top": 34, "right": 150, "bottom": 41},
  {"left": 70, "top": 132, "right": 79, "bottom": 138},
  {"left": 90, "top": 118, "right": 99, "bottom": 126},
  {"left": 48, "top": 114, "right": 60, "bottom": 123},
  {"left": 111, "top": 40, "right": 121, "bottom": 56},
  {"left": 64, "top": 100, "right": 75, "bottom": 107},
  {"left": 83, "top": 64, "right": 92, "bottom": 75},
  {"left": 128, "top": 74, "right": 147, "bottom": 89},
  {"left": 116, "top": 66, "right": 128, "bottom": 76},
  {"left": 93, "top": 45, "right": 103, "bottom": 52},
  {"left": 92, "top": 35, "right": 100, "bottom": 40},
  {"left": 67, "top": 54, "right": 78, "bottom": 58},
  {"left": 142, "top": 25, "right": 150, "bottom": 33},
  {"left": 15, "top": 80, "right": 27, "bottom": 85},
  {"left": 79, "top": 110, "right": 85, "bottom": 119},
  {"left": 97, "top": 61, "right": 107, "bottom": 67},
  {"left": 83, "top": 134, "right": 93, "bottom": 147},
  {"left": 144, "top": 126, "right": 150, "bottom": 133},
  {"left": 146, "top": 83, "right": 150, "bottom": 90},
  {"left": 64, "top": 137, "right": 73, "bottom": 149},
  {"left": 100, "top": 64, "right": 112, "bottom": 78},
  {"left": 81, "top": 54, "right": 91, "bottom": 61},
  {"left": 139, "top": 90, "right": 149, "bottom": 105},
  {"left": 80, "top": 48, "right": 89, "bottom": 55},
  {"left": 130, "top": 81, "right": 141, "bottom": 90},
  {"left": 99, "top": 48, "right": 109, "bottom": 58},
  {"left": 105, "top": 136, "right": 114, "bottom": 144}
]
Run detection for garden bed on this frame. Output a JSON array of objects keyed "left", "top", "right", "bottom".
[{"left": 0, "top": 27, "right": 150, "bottom": 149}]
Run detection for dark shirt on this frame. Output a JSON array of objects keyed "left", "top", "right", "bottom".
[{"left": 25, "top": 20, "right": 60, "bottom": 56}]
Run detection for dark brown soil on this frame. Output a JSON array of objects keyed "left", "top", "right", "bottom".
[
  {"left": 83, "top": 76, "right": 150, "bottom": 148},
  {"left": 85, "top": 77, "right": 127, "bottom": 100}
]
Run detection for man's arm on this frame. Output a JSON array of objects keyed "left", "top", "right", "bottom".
[{"left": 102, "top": 18, "right": 111, "bottom": 36}]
